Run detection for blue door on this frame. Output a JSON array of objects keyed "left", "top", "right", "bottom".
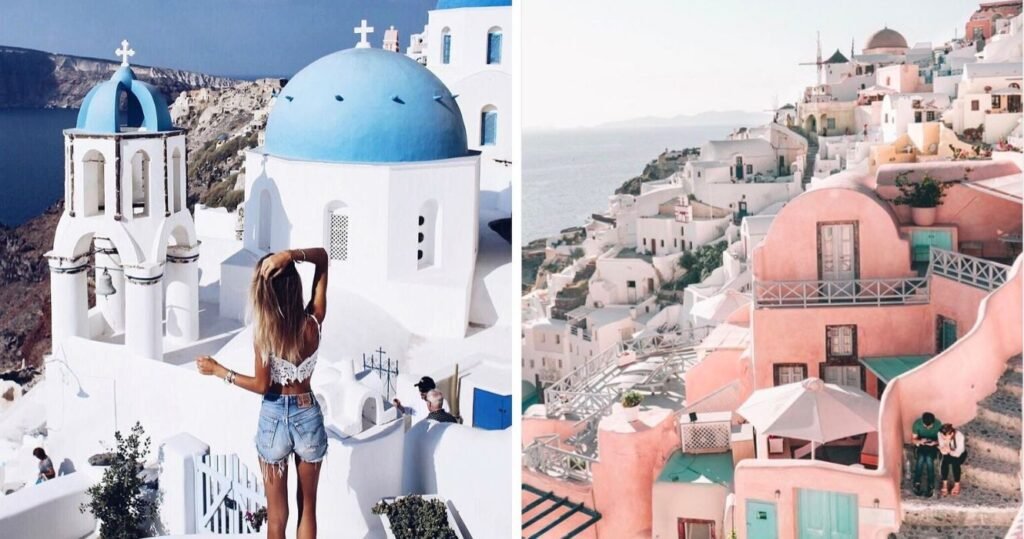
[
  {"left": 797, "top": 489, "right": 857, "bottom": 539},
  {"left": 473, "top": 387, "right": 511, "bottom": 430},
  {"left": 746, "top": 500, "right": 778, "bottom": 539}
]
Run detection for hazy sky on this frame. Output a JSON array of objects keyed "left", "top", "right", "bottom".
[
  {"left": 524, "top": 0, "right": 980, "bottom": 130},
  {"left": 0, "top": 0, "right": 434, "bottom": 78}
]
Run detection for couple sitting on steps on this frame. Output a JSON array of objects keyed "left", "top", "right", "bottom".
[{"left": 911, "top": 411, "right": 967, "bottom": 498}]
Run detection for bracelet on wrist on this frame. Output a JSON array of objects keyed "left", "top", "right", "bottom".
[{"left": 224, "top": 369, "right": 236, "bottom": 385}]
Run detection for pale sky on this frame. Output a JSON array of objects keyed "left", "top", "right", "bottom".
[{"left": 523, "top": 0, "right": 981, "bottom": 130}]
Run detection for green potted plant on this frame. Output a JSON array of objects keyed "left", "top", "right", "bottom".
[
  {"left": 621, "top": 391, "right": 643, "bottom": 421},
  {"left": 372, "top": 495, "right": 462, "bottom": 539},
  {"left": 889, "top": 173, "right": 951, "bottom": 226}
]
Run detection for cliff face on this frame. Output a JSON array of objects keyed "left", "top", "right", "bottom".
[{"left": 0, "top": 45, "right": 237, "bottom": 109}]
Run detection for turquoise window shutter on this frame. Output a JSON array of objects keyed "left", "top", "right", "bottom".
[{"left": 443, "top": 34, "right": 452, "bottom": 64}]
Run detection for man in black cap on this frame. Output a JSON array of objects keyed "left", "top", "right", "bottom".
[
  {"left": 414, "top": 376, "right": 436, "bottom": 399},
  {"left": 393, "top": 376, "right": 438, "bottom": 417}
]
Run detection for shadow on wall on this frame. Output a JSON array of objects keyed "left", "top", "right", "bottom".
[{"left": 246, "top": 154, "right": 293, "bottom": 251}]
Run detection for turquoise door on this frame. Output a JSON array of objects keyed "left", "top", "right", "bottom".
[
  {"left": 797, "top": 489, "right": 857, "bottom": 539},
  {"left": 746, "top": 500, "right": 778, "bottom": 539},
  {"left": 911, "top": 230, "right": 953, "bottom": 262}
]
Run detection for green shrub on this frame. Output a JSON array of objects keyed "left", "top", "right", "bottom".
[
  {"left": 372, "top": 496, "right": 457, "bottom": 539},
  {"left": 80, "top": 422, "right": 157, "bottom": 539}
]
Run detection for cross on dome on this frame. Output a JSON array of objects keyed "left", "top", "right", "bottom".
[
  {"left": 354, "top": 19, "right": 374, "bottom": 48},
  {"left": 116, "top": 39, "right": 135, "bottom": 66}
]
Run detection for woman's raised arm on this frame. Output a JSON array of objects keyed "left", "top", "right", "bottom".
[{"left": 292, "top": 247, "right": 328, "bottom": 324}]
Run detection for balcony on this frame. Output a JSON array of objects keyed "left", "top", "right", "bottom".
[
  {"left": 753, "top": 277, "right": 930, "bottom": 308},
  {"left": 522, "top": 435, "right": 596, "bottom": 484},
  {"left": 569, "top": 325, "right": 593, "bottom": 341},
  {"left": 754, "top": 248, "right": 1011, "bottom": 308}
]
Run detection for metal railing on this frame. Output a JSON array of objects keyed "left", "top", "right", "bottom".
[
  {"left": 544, "top": 327, "right": 711, "bottom": 419},
  {"left": 753, "top": 247, "right": 1012, "bottom": 308},
  {"left": 930, "top": 247, "right": 1009, "bottom": 291},
  {"left": 522, "top": 434, "right": 597, "bottom": 484},
  {"left": 753, "top": 277, "right": 929, "bottom": 307}
]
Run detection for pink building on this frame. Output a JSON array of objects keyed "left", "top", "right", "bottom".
[
  {"left": 965, "top": 0, "right": 1023, "bottom": 42},
  {"left": 522, "top": 157, "right": 1022, "bottom": 538},
  {"left": 733, "top": 159, "right": 1022, "bottom": 538}
]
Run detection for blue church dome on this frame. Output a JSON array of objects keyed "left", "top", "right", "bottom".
[
  {"left": 263, "top": 48, "right": 469, "bottom": 164},
  {"left": 76, "top": 66, "right": 174, "bottom": 133},
  {"left": 436, "top": 0, "right": 511, "bottom": 9}
]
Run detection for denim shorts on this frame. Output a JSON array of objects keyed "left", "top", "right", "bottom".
[{"left": 255, "top": 393, "right": 328, "bottom": 468}]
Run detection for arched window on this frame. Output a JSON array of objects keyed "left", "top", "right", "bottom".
[
  {"left": 418, "top": 200, "right": 439, "bottom": 269},
  {"left": 487, "top": 27, "right": 503, "bottom": 65},
  {"left": 130, "top": 150, "right": 150, "bottom": 217},
  {"left": 82, "top": 150, "right": 106, "bottom": 217},
  {"left": 325, "top": 202, "right": 349, "bottom": 261},
  {"left": 481, "top": 105, "right": 498, "bottom": 146},
  {"left": 441, "top": 28, "right": 452, "bottom": 65},
  {"left": 171, "top": 148, "right": 183, "bottom": 213},
  {"left": 257, "top": 190, "right": 272, "bottom": 251}
]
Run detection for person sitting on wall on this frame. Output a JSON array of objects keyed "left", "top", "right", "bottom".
[
  {"left": 938, "top": 423, "right": 967, "bottom": 497},
  {"left": 426, "top": 389, "right": 460, "bottom": 424},
  {"left": 911, "top": 411, "right": 942, "bottom": 497},
  {"left": 33, "top": 448, "right": 55, "bottom": 484}
]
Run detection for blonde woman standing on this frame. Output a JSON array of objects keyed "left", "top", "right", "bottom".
[{"left": 197, "top": 247, "right": 329, "bottom": 539}]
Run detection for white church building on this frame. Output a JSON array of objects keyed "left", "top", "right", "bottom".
[
  {"left": 224, "top": 43, "right": 481, "bottom": 339},
  {"left": 408, "top": 0, "right": 514, "bottom": 214},
  {"left": 0, "top": 24, "right": 516, "bottom": 539}
]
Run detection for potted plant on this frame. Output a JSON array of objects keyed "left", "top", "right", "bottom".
[
  {"left": 889, "top": 174, "right": 951, "bottom": 226},
  {"left": 372, "top": 495, "right": 463, "bottom": 539},
  {"left": 621, "top": 391, "right": 643, "bottom": 421}
]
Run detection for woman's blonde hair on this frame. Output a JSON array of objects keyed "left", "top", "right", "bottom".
[{"left": 250, "top": 253, "right": 306, "bottom": 364}]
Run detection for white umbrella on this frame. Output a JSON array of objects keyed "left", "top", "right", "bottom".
[
  {"left": 690, "top": 289, "right": 750, "bottom": 323},
  {"left": 737, "top": 377, "right": 880, "bottom": 459}
]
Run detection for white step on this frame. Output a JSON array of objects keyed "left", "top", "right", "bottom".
[
  {"left": 964, "top": 416, "right": 1021, "bottom": 464},
  {"left": 901, "top": 485, "right": 1020, "bottom": 527}
]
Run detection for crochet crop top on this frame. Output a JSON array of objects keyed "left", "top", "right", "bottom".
[{"left": 269, "top": 315, "right": 321, "bottom": 385}]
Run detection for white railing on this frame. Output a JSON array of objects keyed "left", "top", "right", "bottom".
[
  {"left": 194, "top": 453, "right": 266, "bottom": 534},
  {"left": 753, "top": 277, "right": 929, "bottom": 307},
  {"left": 522, "top": 435, "right": 597, "bottom": 484},
  {"left": 930, "top": 247, "right": 1010, "bottom": 291},
  {"left": 544, "top": 327, "right": 712, "bottom": 417}
]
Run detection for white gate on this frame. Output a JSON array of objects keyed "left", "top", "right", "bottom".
[{"left": 193, "top": 453, "right": 266, "bottom": 534}]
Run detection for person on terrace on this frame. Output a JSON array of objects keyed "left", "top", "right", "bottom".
[
  {"left": 196, "top": 248, "right": 329, "bottom": 539},
  {"left": 911, "top": 411, "right": 942, "bottom": 497},
  {"left": 938, "top": 423, "right": 967, "bottom": 496},
  {"left": 33, "top": 447, "right": 55, "bottom": 484}
]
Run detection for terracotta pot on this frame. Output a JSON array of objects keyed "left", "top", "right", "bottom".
[{"left": 911, "top": 207, "right": 937, "bottom": 226}]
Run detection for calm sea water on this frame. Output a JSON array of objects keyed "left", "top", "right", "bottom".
[
  {"left": 0, "top": 109, "right": 79, "bottom": 226},
  {"left": 522, "top": 125, "right": 734, "bottom": 242}
]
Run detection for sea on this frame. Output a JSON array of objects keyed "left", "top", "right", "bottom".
[
  {"left": 0, "top": 108, "right": 79, "bottom": 227},
  {"left": 522, "top": 125, "right": 736, "bottom": 242}
]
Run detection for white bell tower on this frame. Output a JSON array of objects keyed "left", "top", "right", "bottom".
[{"left": 46, "top": 41, "right": 200, "bottom": 360}]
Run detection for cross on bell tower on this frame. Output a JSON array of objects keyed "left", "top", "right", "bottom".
[
  {"left": 116, "top": 39, "right": 135, "bottom": 66},
  {"left": 354, "top": 19, "right": 374, "bottom": 49}
]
